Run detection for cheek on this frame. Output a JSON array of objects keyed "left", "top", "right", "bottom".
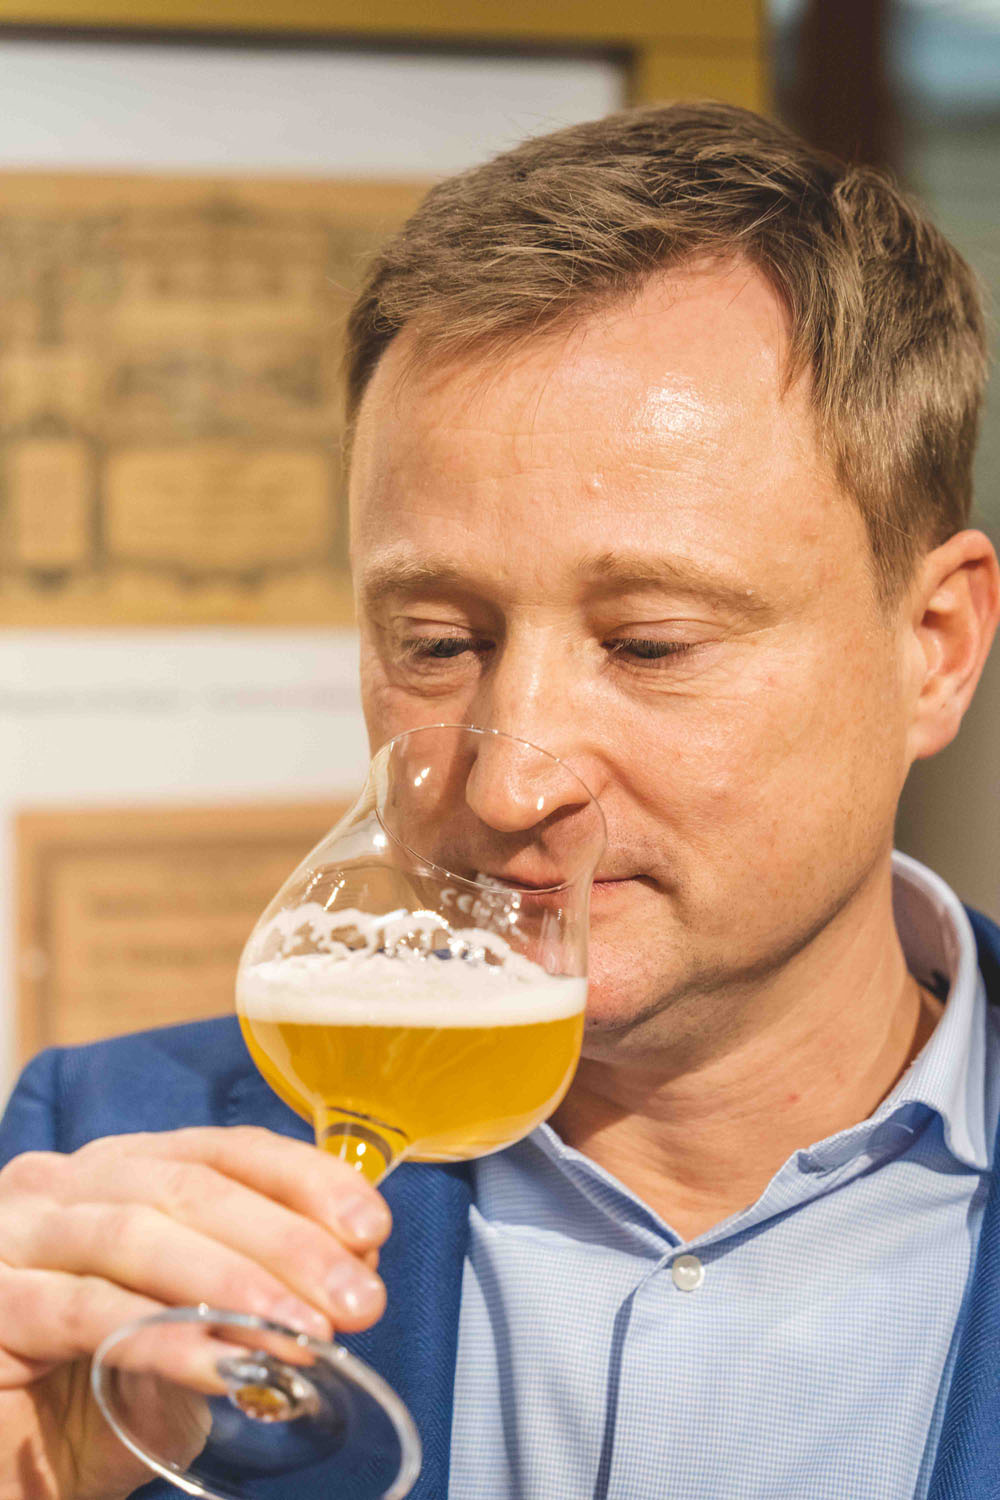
[
  {"left": 619, "top": 661, "right": 797, "bottom": 809},
  {"left": 619, "top": 639, "right": 903, "bottom": 860}
]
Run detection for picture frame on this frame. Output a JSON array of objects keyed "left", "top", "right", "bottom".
[{"left": 0, "top": 0, "right": 767, "bottom": 113}]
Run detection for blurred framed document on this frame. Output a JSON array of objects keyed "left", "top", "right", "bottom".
[
  {"left": 16, "top": 800, "right": 345, "bottom": 1062},
  {"left": 0, "top": 173, "right": 426, "bottom": 626}
]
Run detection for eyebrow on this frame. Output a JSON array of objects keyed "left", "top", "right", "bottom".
[
  {"left": 359, "top": 557, "right": 473, "bottom": 607},
  {"left": 359, "top": 549, "right": 773, "bottom": 620},
  {"left": 575, "top": 551, "right": 772, "bottom": 617}
]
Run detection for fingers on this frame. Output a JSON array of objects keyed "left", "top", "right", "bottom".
[
  {"left": 0, "top": 1266, "right": 164, "bottom": 1384},
  {"left": 0, "top": 1126, "right": 394, "bottom": 1500},
  {"left": 0, "top": 1128, "right": 392, "bottom": 1365},
  {"left": 86, "top": 1128, "right": 393, "bottom": 1252},
  {"left": 0, "top": 1267, "right": 268, "bottom": 1413},
  {"left": 0, "top": 1265, "right": 336, "bottom": 1423},
  {"left": 5, "top": 1195, "right": 392, "bottom": 1340},
  {"left": 29, "top": 1153, "right": 383, "bottom": 1330}
]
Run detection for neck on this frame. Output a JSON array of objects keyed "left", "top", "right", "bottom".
[{"left": 553, "top": 860, "right": 944, "bottom": 1241}]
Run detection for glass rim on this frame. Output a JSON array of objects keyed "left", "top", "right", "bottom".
[{"left": 373, "top": 722, "right": 607, "bottom": 898}]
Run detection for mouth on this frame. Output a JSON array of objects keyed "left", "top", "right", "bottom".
[
  {"left": 475, "top": 865, "right": 569, "bottom": 893},
  {"left": 493, "top": 873, "right": 645, "bottom": 896},
  {"left": 590, "top": 875, "right": 644, "bottom": 898},
  {"left": 473, "top": 863, "right": 652, "bottom": 908}
]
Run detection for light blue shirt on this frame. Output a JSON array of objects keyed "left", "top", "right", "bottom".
[{"left": 449, "top": 853, "right": 1000, "bottom": 1499}]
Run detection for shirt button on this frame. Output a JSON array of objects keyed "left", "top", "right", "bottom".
[{"left": 671, "top": 1254, "right": 704, "bottom": 1292}]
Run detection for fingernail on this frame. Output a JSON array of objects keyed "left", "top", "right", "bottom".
[
  {"left": 338, "top": 1193, "right": 390, "bottom": 1244},
  {"left": 325, "top": 1262, "right": 384, "bottom": 1320}
]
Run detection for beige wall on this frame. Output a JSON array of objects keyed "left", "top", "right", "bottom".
[{"left": 0, "top": 2, "right": 769, "bottom": 1094}]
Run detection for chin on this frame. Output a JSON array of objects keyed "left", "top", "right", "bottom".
[
  {"left": 585, "top": 923, "right": 674, "bottom": 1000},
  {"left": 581, "top": 974, "right": 668, "bottom": 1037},
  {"left": 578, "top": 923, "right": 702, "bottom": 1047}
]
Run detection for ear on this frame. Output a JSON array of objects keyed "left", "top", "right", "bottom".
[{"left": 906, "top": 529, "right": 1000, "bottom": 762}]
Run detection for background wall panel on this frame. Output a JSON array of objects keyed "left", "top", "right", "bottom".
[{"left": 0, "top": 2, "right": 767, "bottom": 1094}]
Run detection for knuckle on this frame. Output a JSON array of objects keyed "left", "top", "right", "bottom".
[
  {"left": 30, "top": 1199, "right": 66, "bottom": 1259},
  {"left": 92, "top": 1202, "right": 157, "bottom": 1263},
  {"left": 2, "top": 1196, "right": 67, "bottom": 1267},
  {"left": 61, "top": 1274, "right": 97, "bottom": 1353},
  {"left": 0, "top": 1149, "right": 61, "bottom": 1195},
  {"left": 157, "top": 1160, "right": 212, "bottom": 1219},
  {"left": 78, "top": 1131, "right": 133, "bottom": 1158},
  {"left": 61, "top": 1272, "right": 120, "bottom": 1355}
]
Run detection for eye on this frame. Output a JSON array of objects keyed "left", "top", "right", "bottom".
[
  {"left": 408, "top": 637, "right": 474, "bottom": 659},
  {"left": 607, "top": 637, "right": 696, "bottom": 664},
  {"left": 399, "top": 635, "right": 492, "bottom": 664}
]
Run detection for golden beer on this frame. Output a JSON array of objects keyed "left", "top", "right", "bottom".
[{"left": 237, "top": 954, "right": 585, "bottom": 1163}]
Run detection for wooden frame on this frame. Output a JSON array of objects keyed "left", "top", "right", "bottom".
[
  {"left": 16, "top": 800, "right": 345, "bottom": 1062},
  {"left": 0, "top": 0, "right": 767, "bottom": 111}
]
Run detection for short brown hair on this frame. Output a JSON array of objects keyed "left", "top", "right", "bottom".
[{"left": 345, "top": 100, "right": 987, "bottom": 599}]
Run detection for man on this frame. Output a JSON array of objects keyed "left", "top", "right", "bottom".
[{"left": 1, "top": 100, "right": 998, "bottom": 1499}]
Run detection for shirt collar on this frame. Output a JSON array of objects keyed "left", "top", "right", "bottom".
[
  {"left": 785, "top": 851, "right": 988, "bottom": 1176},
  {"left": 874, "top": 850, "right": 989, "bottom": 1171}
]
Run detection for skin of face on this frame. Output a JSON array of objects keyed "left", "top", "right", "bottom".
[{"left": 348, "top": 260, "right": 993, "bottom": 1084}]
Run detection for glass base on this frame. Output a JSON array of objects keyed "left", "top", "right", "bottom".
[{"left": 92, "top": 1306, "right": 421, "bottom": 1500}]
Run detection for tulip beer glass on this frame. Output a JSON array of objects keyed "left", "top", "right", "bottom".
[{"left": 92, "top": 725, "right": 606, "bottom": 1499}]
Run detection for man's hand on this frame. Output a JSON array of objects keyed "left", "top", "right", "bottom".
[{"left": 0, "top": 1126, "right": 391, "bottom": 1500}]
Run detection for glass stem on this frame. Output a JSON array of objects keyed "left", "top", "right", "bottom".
[{"left": 314, "top": 1107, "right": 409, "bottom": 1185}]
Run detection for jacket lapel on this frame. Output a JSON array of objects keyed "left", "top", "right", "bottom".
[
  {"left": 224, "top": 1067, "right": 472, "bottom": 1500},
  {"left": 927, "top": 908, "right": 1000, "bottom": 1499}
]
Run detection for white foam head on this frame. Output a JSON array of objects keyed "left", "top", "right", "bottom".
[{"left": 238, "top": 904, "right": 585, "bottom": 1026}]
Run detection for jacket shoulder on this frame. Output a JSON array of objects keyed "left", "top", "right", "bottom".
[{"left": 0, "top": 1015, "right": 255, "bottom": 1160}]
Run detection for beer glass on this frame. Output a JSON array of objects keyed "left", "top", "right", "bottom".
[{"left": 92, "top": 725, "right": 606, "bottom": 1499}]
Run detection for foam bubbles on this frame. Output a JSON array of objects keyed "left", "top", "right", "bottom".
[{"left": 237, "top": 949, "right": 586, "bottom": 1028}]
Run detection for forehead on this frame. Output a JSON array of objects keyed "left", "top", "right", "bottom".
[{"left": 349, "top": 262, "right": 863, "bottom": 597}]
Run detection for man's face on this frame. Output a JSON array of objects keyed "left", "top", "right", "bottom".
[{"left": 349, "top": 262, "right": 915, "bottom": 1058}]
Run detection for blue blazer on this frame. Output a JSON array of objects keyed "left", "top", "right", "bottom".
[{"left": 3, "top": 907, "right": 1000, "bottom": 1500}]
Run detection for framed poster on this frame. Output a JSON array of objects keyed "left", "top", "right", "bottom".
[{"left": 0, "top": 173, "right": 427, "bottom": 625}]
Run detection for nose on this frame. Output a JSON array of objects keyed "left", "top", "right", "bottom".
[
  {"left": 463, "top": 731, "right": 592, "bottom": 836},
  {"left": 458, "top": 622, "right": 611, "bottom": 854}
]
